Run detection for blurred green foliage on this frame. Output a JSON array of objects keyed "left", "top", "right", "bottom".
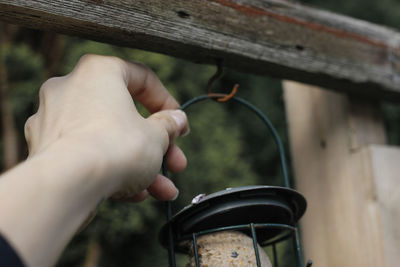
[
  {"left": 300, "top": 0, "right": 400, "bottom": 27},
  {"left": 52, "top": 38, "right": 292, "bottom": 267},
  {"left": 1, "top": 0, "right": 399, "bottom": 266}
]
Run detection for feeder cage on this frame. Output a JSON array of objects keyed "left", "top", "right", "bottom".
[{"left": 160, "top": 95, "right": 311, "bottom": 267}]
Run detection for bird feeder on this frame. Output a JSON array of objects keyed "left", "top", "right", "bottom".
[{"left": 159, "top": 94, "right": 311, "bottom": 267}]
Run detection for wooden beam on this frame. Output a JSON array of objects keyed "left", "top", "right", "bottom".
[
  {"left": 1, "top": 0, "right": 400, "bottom": 100},
  {"left": 283, "top": 81, "right": 400, "bottom": 266}
]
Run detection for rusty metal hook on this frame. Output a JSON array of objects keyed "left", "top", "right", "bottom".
[{"left": 206, "top": 60, "right": 238, "bottom": 102}]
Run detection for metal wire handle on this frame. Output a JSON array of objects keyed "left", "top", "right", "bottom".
[
  {"left": 174, "top": 94, "right": 290, "bottom": 188},
  {"left": 163, "top": 94, "right": 294, "bottom": 267}
]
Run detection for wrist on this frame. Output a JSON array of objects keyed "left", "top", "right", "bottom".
[
  {"left": 29, "top": 137, "right": 118, "bottom": 198},
  {"left": 0, "top": 138, "right": 115, "bottom": 267}
]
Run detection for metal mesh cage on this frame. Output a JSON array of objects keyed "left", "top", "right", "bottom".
[{"left": 159, "top": 95, "right": 312, "bottom": 267}]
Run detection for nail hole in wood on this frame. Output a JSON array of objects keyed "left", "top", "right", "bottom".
[
  {"left": 177, "top": 10, "right": 190, "bottom": 18},
  {"left": 320, "top": 140, "right": 327, "bottom": 148},
  {"left": 86, "top": 0, "right": 104, "bottom": 4},
  {"left": 295, "top": 44, "right": 305, "bottom": 51}
]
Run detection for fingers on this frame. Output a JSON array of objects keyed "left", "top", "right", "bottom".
[
  {"left": 111, "top": 59, "right": 187, "bottom": 203},
  {"left": 147, "top": 109, "right": 189, "bottom": 152},
  {"left": 125, "top": 175, "right": 179, "bottom": 202},
  {"left": 71, "top": 55, "right": 178, "bottom": 113},
  {"left": 147, "top": 174, "right": 179, "bottom": 201},
  {"left": 68, "top": 55, "right": 187, "bottom": 203},
  {"left": 122, "top": 61, "right": 180, "bottom": 113},
  {"left": 165, "top": 144, "right": 187, "bottom": 173},
  {"left": 123, "top": 190, "right": 149, "bottom": 202}
]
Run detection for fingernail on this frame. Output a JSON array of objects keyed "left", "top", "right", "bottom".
[
  {"left": 171, "top": 110, "right": 186, "bottom": 130},
  {"left": 172, "top": 189, "right": 179, "bottom": 201},
  {"left": 182, "top": 127, "right": 190, "bottom": 137}
]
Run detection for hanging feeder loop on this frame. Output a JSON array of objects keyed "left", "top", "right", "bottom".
[
  {"left": 177, "top": 95, "right": 290, "bottom": 188},
  {"left": 206, "top": 60, "right": 224, "bottom": 94},
  {"left": 161, "top": 61, "right": 314, "bottom": 267},
  {"left": 206, "top": 60, "right": 238, "bottom": 102},
  {"left": 208, "top": 83, "right": 239, "bottom": 102}
]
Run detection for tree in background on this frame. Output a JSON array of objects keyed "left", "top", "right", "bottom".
[
  {"left": 0, "top": 23, "right": 65, "bottom": 169},
  {"left": 1, "top": 0, "right": 400, "bottom": 266},
  {"left": 0, "top": 23, "right": 19, "bottom": 169}
]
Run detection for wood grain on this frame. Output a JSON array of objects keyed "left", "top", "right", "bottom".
[
  {"left": 283, "top": 81, "right": 398, "bottom": 266},
  {"left": 1, "top": 0, "right": 400, "bottom": 100},
  {"left": 370, "top": 145, "right": 400, "bottom": 267}
]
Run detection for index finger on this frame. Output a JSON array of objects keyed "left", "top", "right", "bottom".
[{"left": 122, "top": 61, "right": 180, "bottom": 113}]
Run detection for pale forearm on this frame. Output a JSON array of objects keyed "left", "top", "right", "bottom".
[
  {"left": 0, "top": 55, "right": 188, "bottom": 267},
  {"left": 0, "top": 140, "right": 112, "bottom": 267}
]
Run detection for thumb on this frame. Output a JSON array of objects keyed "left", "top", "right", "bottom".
[{"left": 147, "top": 109, "right": 189, "bottom": 146}]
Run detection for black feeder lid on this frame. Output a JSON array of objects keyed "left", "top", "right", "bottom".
[{"left": 160, "top": 185, "right": 307, "bottom": 252}]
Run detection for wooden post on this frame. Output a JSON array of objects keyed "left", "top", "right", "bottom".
[
  {"left": 365, "top": 145, "right": 400, "bottom": 267},
  {"left": 283, "top": 81, "right": 400, "bottom": 266}
]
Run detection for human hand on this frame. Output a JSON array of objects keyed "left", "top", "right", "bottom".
[{"left": 24, "top": 54, "right": 189, "bottom": 202}]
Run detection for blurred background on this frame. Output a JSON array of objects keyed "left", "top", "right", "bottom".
[{"left": 0, "top": 0, "right": 399, "bottom": 266}]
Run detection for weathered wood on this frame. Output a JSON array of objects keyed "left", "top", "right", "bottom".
[
  {"left": 1, "top": 0, "right": 400, "bottom": 100},
  {"left": 283, "top": 81, "right": 398, "bottom": 266},
  {"left": 370, "top": 145, "right": 400, "bottom": 267}
]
